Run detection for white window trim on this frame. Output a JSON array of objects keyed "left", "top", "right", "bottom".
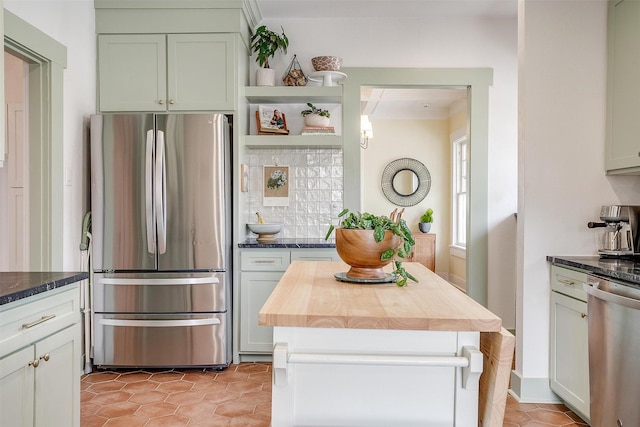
[{"left": 451, "top": 128, "right": 467, "bottom": 252}]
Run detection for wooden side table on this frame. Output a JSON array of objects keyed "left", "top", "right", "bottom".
[{"left": 408, "top": 233, "right": 436, "bottom": 271}]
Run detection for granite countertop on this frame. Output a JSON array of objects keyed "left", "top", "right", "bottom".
[
  {"left": 239, "top": 238, "right": 336, "bottom": 249},
  {"left": 0, "top": 272, "right": 89, "bottom": 305},
  {"left": 547, "top": 255, "right": 640, "bottom": 285}
]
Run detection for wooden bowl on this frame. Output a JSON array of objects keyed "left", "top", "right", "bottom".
[{"left": 335, "top": 228, "right": 401, "bottom": 279}]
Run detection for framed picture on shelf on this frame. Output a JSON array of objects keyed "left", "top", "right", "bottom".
[{"left": 256, "top": 105, "right": 289, "bottom": 135}]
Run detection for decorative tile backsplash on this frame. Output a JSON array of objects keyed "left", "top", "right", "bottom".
[{"left": 245, "top": 148, "right": 344, "bottom": 239}]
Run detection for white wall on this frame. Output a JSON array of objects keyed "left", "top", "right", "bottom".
[
  {"left": 516, "top": 0, "right": 640, "bottom": 401},
  {"left": 4, "top": 0, "right": 96, "bottom": 271},
  {"left": 259, "top": 14, "right": 519, "bottom": 327}
]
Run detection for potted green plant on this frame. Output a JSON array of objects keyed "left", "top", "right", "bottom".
[
  {"left": 325, "top": 209, "right": 417, "bottom": 286},
  {"left": 301, "top": 103, "right": 331, "bottom": 127},
  {"left": 419, "top": 208, "right": 433, "bottom": 233},
  {"left": 250, "top": 25, "right": 289, "bottom": 86}
]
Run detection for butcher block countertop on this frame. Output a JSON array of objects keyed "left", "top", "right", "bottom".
[{"left": 259, "top": 261, "right": 502, "bottom": 331}]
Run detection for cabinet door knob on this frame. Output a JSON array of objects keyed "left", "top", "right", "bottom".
[
  {"left": 39, "top": 353, "right": 50, "bottom": 362},
  {"left": 158, "top": 99, "right": 164, "bottom": 105},
  {"left": 581, "top": 313, "right": 587, "bottom": 318},
  {"left": 169, "top": 99, "right": 175, "bottom": 104},
  {"left": 28, "top": 359, "right": 40, "bottom": 368}
]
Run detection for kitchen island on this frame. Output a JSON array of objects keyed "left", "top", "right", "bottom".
[{"left": 259, "top": 261, "right": 513, "bottom": 427}]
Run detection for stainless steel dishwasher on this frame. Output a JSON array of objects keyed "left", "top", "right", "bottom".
[{"left": 585, "top": 274, "right": 640, "bottom": 427}]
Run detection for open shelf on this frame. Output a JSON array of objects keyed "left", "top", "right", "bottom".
[
  {"left": 245, "top": 135, "right": 342, "bottom": 149},
  {"left": 244, "top": 86, "right": 342, "bottom": 104}
]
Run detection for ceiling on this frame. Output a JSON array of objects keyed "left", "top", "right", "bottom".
[
  {"left": 253, "top": 0, "right": 511, "bottom": 120},
  {"left": 361, "top": 87, "right": 468, "bottom": 120}
]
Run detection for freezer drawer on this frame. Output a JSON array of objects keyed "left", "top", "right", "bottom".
[
  {"left": 93, "top": 273, "right": 227, "bottom": 313},
  {"left": 93, "top": 313, "right": 228, "bottom": 367}
]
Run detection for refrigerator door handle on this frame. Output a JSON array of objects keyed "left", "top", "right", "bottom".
[
  {"left": 145, "top": 129, "right": 156, "bottom": 254},
  {"left": 155, "top": 130, "right": 167, "bottom": 254},
  {"left": 99, "top": 277, "right": 220, "bottom": 286},
  {"left": 98, "top": 318, "right": 221, "bottom": 328}
]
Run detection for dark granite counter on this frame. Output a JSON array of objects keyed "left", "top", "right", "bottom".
[
  {"left": 547, "top": 256, "right": 640, "bottom": 286},
  {"left": 0, "top": 272, "right": 88, "bottom": 306},
  {"left": 239, "top": 238, "right": 336, "bottom": 249}
]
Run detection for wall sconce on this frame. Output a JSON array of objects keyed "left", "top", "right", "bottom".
[{"left": 361, "top": 115, "right": 373, "bottom": 149}]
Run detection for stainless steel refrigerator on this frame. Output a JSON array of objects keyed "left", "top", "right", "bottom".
[{"left": 90, "top": 113, "right": 231, "bottom": 368}]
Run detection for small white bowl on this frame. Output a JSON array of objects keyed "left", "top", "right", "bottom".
[{"left": 247, "top": 223, "right": 282, "bottom": 241}]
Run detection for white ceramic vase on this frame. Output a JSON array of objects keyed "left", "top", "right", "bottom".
[
  {"left": 256, "top": 68, "right": 276, "bottom": 86},
  {"left": 304, "top": 113, "right": 330, "bottom": 128}
]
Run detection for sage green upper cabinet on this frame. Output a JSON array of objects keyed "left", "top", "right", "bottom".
[
  {"left": 98, "top": 33, "right": 235, "bottom": 112},
  {"left": 605, "top": 0, "right": 640, "bottom": 174}
]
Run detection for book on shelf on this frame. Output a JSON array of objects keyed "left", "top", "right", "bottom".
[
  {"left": 300, "top": 126, "right": 336, "bottom": 135},
  {"left": 256, "top": 110, "right": 289, "bottom": 135}
]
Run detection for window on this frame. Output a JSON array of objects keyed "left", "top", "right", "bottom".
[{"left": 452, "top": 135, "right": 467, "bottom": 249}]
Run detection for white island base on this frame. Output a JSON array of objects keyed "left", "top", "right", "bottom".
[{"left": 271, "top": 327, "right": 483, "bottom": 427}]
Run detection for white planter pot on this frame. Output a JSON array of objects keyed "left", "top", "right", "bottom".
[
  {"left": 304, "top": 113, "right": 330, "bottom": 128},
  {"left": 256, "top": 68, "right": 276, "bottom": 86}
]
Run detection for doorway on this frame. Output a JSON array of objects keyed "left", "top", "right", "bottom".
[
  {"left": 0, "top": 51, "right": 28, "bottom": 270},
  {"left": 3, "top": 10, "right": 68, "bottom": 271}
]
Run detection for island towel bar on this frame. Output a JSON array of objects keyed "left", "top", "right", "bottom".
[{"left": 273, "top": 342, "right": 483, "bottom": 390}]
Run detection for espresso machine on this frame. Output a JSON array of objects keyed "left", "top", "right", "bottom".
[{"left": 588, "top": 205, "right": 640, "bottom": 258}]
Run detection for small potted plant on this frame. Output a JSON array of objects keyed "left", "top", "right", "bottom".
[
  {"left": 250, "top": 25, "right": 289, "bottom": 86},
  {"left": 300, "top": 103, "right": 331, "bottom": 127},
  {"left": 419, "top": 208, "right": 434, "bottom": 233},
  {"left": 325, "top": 209, "right": 417, "bottom": 287}
]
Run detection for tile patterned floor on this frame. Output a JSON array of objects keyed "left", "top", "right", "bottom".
[{"left": 82, "top": 362, "right": 589, "bottom": 426}]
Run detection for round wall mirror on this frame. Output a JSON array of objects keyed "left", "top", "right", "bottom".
[{"left": 381, "top": 158, "right": 431, "bottom": 207}]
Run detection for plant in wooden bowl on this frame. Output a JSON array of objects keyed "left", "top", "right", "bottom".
[{"left": 325, "top": 209, "right": 417, "bottom": 286}]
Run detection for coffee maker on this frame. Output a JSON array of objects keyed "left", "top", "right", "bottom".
[{"left": 588, "top": 205, "right": 640, "bottom": 258}]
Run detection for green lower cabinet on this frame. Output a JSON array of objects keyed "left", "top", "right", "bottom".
[{"left": 98, "top": 33, "right": 235, "bottom": 112}]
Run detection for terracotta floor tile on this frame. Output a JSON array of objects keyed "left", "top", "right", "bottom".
[
  {"left": 229, "top": 414, "right": 271, "bottom": 427},
  {"left": 528, "top": 408, "right": 574, "bottom": 424},
  {"left": 89, "top": 390, "right": 133, "bottom": 406},
  {"left": 134, "top": 401, "right": 178, "bottom": 418},
  {"left": 122, "top": 380, "right": 159, "bottom": 392},
  {"left": 128, "top": 390, "right": 169, "bottom": 405},
  {"left": 84, "top": 371, "right": 120, "bottom": 383},
  {"left": 95, "top": 401, "right": 140, "bottom": 419},
  {"left": 102, "top": 414, "right": 149, "bottom": 426},
  {"left": 189, "top": 415, "right": 233, "bottom": 426},
  {"left": 203, "top": 389, "right": 242, "bottom": 404},
  {"left": 149, "top": 371, "right": 185, "bottom": 382},
  {"left": 115, "top": 371, "right": 152, "bottom": 383},
  {"left": 175, "top": 400, "right": 218, "bottom": 418},
  {"left": 145, "top": 414, "right": 190, "bottom": 427},
  {"left": 157, "top": 380, "right": 194, "bottom": 392},
  {"left": 225, "top": 380, "right": 263, "bottom": 394},
  {"left": 240, "top": 390, "right": 272, "bottom": 405},
  {"left": 87, "top": 380, "right": 125, "bottom": 393},
  {"left": 247, "top": 372, "right": 272, "bottom": 383},
  {"left": 215, "top": 400, "right": 256, "bottom": 417},
  {"left": 235, "top": 363, "right": 270, "bottom": 374},
  {"left": 80, "top": 414, "right": 108, "bottom": 427},
  {"left": 164, "top": 390, "right": 206, "bottom": 405},
  {"left": 192, "top": 380, "right": 229, "bottom": 393},
  {"left": 213, "top": 371, "right": 250, "bottom": 383},
  {"left": 81, "top": 362, "right": 585, "bottom": 427}
]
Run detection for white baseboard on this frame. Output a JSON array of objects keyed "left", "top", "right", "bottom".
[{"left": 509, "top": 370, "right": 562, "bottom": 403}]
